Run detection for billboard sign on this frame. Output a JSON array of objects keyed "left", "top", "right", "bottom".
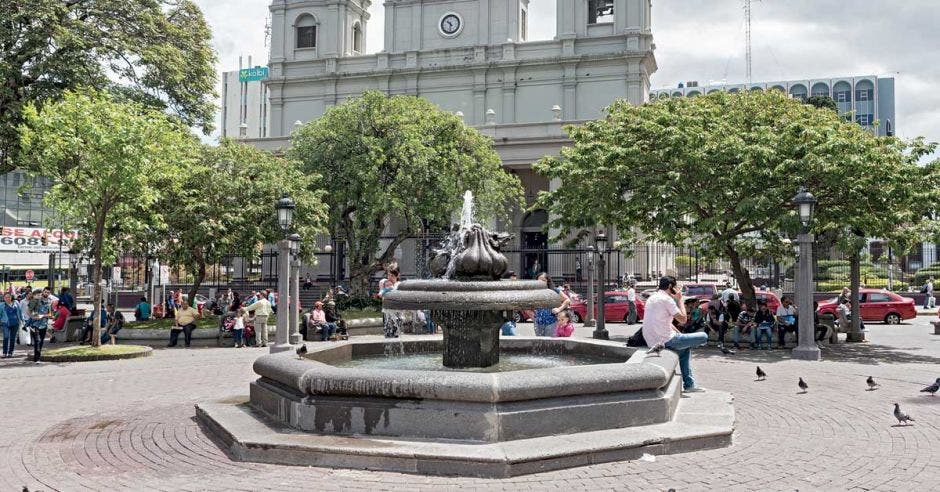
[
  {"left": 0, "top": 227, "right": 78, "bottom": 253},
  {"left": 238, "top": 66, "right": 269, "bottom": 82}
]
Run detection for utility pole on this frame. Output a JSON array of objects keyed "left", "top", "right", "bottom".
[{"left": 744, "top": 0, "right": 753, "bottom": 84}]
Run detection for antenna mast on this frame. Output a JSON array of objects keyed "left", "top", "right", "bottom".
[{"left": 744, "top": 0, "right": 756, "bottom": 84}]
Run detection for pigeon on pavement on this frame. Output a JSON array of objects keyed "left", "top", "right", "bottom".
[
  {"left": 893, "top": 403, "right": 914, "bottom": 425},
  {"left": 755, "top": 366, "right": 766, "bottom": 381},
  {"left": 866, "top": 376, "right": 879, "bottom": 391},
  {"left": 720, "top": 346, "right": 735, "bottom": 355},
  {"left": 920, "top": 378, "right": 940, "bottom": 396},
  {"left": 296, "top": 344, "right": 307, "bottom": 359},
  {"left": 646, "top": 343, "right": 665, "bottom": 357},
  {"left": 798, "top": 377, "right": 808, "bottom": 393}
]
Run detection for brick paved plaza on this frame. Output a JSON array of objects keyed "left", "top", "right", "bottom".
[{"left": 2, "top": 318, "right": 938, "bottom": 491}]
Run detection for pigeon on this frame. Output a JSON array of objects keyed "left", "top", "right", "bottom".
[
  {"left": 645, "top": 343, "right": 665, "bottom": 357},
  {"left": 866, "top": 376, "right": 879, "bottom": 391},
  {"left": 893, "top": 403, "right": 914, "bottom": 426},
  {"left": 296, "top": 344, "right": 307, "bottom": 358},
  {"left": 798, "top": 377, "right": 808, "bottom": 393},
  {"left": 920, "top": 377, "right": 940, "bottom": 396},
  {"left": 720, "top": 346, "right": 736, "bottom": 355},
  {"left": 755, "top": 366, "right": 766, "bottom": 381}
]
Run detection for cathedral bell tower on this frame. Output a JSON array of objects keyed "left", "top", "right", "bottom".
[{"left": 269, "top": 0, "right": 371, "bottom": 64}]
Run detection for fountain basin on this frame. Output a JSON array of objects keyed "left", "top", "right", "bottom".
[
  {"left": 197, "top": 336, "right": 734, "bottom": 477},
  {"left": 247, "top": 338, "right": 680, "bottom": 442}
]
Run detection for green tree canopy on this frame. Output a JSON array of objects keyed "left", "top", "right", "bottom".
[
  {"left": 289, "top": 91, "right": 523, "bottom": 296},
  {"left": 535, "top": 89, "right": 930, "bottom": 300},
  {"left": 19, "top": 89, "right": 196, "bottom": 344},
  {"left": 0, "top": 0, "right": 217, "bottom": 171},
  {"left": 155, "top": 139, "right": 329, "bottom": 302}
]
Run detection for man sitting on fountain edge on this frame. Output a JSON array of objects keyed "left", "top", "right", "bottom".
[{"left": 642, "top": 276, "right": 708, "bottom": 393}]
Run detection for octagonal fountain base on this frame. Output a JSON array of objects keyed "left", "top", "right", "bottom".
[{"left": 196, "top": 338, "right": 734, "bottom": 477}]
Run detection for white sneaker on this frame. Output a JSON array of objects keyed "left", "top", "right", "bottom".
[{"left": 683, "top": 386, "right": 706, "bottom": 393}]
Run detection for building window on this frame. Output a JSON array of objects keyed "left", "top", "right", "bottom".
[
  {"left": 856, "top": 89, "right": 873, "bottom": 101},
  {"left": 835, "top": 91, "right": 850, "bottom": 102},
  {"left": 296, "top": 15, "right": 318, "bottom": 49},
  {"left": 520, "top": 9, "right": 528, "bottom": 40},
  {"left": 588, "top": 0, "right": 614, "bottom": 24},
  {"left": 856, "top": 114, "right": 873, "bottom": 126},
  {"left": 352, "top": 22, "right": 362, "bottom": 52}
]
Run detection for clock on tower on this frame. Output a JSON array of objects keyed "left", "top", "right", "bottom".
[{"left": 438, "top": 12, "right": 463, "bottom": 37}]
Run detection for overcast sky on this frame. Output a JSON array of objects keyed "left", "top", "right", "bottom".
[{"left": 197, "top": 0, "right": 939, "bottom": 149}]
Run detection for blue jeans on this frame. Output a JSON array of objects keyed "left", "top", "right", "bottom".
[
  {"left": 501, "top": 321, "right": 517, "bottom": 336},
  {"left": 2, "top": 323, "right": 17, "bottom": 355},
  {"left": 665, "top": 332, "right": 708, "bottom": 390},
  {"left": 320, "top": 322, "right": 336, "bottom": 341},
  {"left": 755, "top": 323, "right": 773, "bottom": 349},
  {"left": 233, "top": 329, "right": 244, "bottom": 345}
]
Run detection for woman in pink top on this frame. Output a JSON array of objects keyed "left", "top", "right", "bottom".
[{"left": 554, "top": 310, "right": 575, "bottom": 338}]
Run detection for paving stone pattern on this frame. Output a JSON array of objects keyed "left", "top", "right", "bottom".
[{"left": 1, "top": 319, "right": 939, "bottom": 491}]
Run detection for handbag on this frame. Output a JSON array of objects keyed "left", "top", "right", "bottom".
[{"left": 18, "top": 326, "right": 31, "bottom": 345}]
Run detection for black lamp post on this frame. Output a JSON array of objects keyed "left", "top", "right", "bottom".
[
  {"left": 593, "top": 231, "right": 609, "bottom": 340},
  {"left": 272, "top": 194, "right": 295, "bottom": 353},
  {"left": 791, "top": 187, "right": 821, "bottom": 360}
]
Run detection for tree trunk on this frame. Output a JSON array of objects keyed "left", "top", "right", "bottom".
[
  {"left": 89, "top": 216, "right": 107, "bottom": 347},
  {"left": 187, "top": 258, "right": 206, "bottom": 307},
  {"left": 848, "top": 249, "right": 864, "bottom": 342},
  {"left": 727, "top": 246, "right": 756, "bottom": 304}
]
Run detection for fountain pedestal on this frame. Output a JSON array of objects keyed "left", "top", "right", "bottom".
[{"left": 436, "top": 310, "right": 502, "bottom": 367}]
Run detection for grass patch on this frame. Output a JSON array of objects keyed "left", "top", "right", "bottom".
[
  {"left": 125, "top": 316, "right": 219, "bottom": 330},
  {"left": 45, "top": 345, "right": 149, "bottom": 357},
  {"left": 342, "top": 308, "right": 382, "bottom": 320}
]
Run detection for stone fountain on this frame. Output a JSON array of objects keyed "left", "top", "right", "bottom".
[{"left": 196, "top": 192, "right": 733, "bottom": 478}]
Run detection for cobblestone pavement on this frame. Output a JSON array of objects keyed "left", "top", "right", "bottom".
[{"left": 2, "top": 317, "right": 938, "bottom": 491}]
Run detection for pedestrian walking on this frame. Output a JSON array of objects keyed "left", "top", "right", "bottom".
[
  {"left": 924, "top": 277, "right": 935, "bottom": 309},
  {"left": 626, "top": 279, "right": 638, "bottom": 325},
  {"left": 26, "top": 288, "right": 53, "bottom": 363},
  {"left": 1, "top": 293, "right": 20, "bottom": 358}
]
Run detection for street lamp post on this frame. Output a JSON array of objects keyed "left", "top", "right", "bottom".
[
  {"left": 271, "top": 194, "right": 295, "bottom": 354},
  {"left": 324, "top": 243, "right": 335, "bottom": 287},
  {"left": 792, "top": 187, "right": 821, "bottom": 361},
  {"left": 288, "top": 233, "right": 303, "bottom": 345},
  {"left": 593, "top": 231, "right": 609, "bottom": 340},
  {"left": 584, "top": 247, "right": 595, "bottom": 328}
]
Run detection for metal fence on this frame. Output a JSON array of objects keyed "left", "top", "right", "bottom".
[{"left": 100, "top": 238, "right": 936, "bottom": 296}]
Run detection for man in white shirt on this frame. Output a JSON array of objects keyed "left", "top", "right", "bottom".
[
  {"left": 625, "top": 279, "right": 638, "bottom": 325},
  {"left": 642, "top": 276, "right": 707, "bottom": 392},
  {"left": 775, "top": 296, "right": 798, "bottom": 349}
]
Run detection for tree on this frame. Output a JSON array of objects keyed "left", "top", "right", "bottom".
[
  {"left": 0, "top": 0, "right": 217, "bottom": 171},
  {"left": 155, "top": 139, "right": 329, "bottom": 303},
  {"left": 806, "top": 95, "right": 838, "bottom": 112},
  {"left": 534, "top": 89, "right": 929, "bottom": 302},
  {"left": 289, "top": 91, "right": 523, "bottom": 297},
  {"left": 19, "top": 90, "right": 195, "bottom": 345}
]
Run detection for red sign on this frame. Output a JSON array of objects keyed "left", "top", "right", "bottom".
[{"left": 25, "top": 270, "right": 34, "bottom": 281}]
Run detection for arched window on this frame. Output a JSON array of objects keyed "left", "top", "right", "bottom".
[
  {"left": 352, "top": 21, "right": 362, "bottom": 53},
  {"left": 749, "top": 86, "right": 763, "bottom": 92},
  {"left": 789, "top": 84, "right": 807, "bottom": 101},
  {"left": 672, "top": 91, "right": 683, "bottom": 97},
  {"left": 811, "top": 82, "right": 830, "bottom": 98},
  {"left": 833, "top": 81, "right": 852, "bottom": 103},
  {"left": 728, "top": 88, "right": 740, "bottom": 94},
  {"left": 855, "top": 79, "right": 874, "bottom": 101},
  {"left": 687, "top": 90, "right": 701, "bottom": 97},
  {"left": 770, "top": 85, "right": 786, "bottom": 92},
  {"left": 295, "top": 14, "right": 317, "bottom": 49},
  {"left": 522, "top": 209, "right": 548, "bottom": 229},
  {"left": 707, "top": 89, "right": 721, "bottom": 94}
]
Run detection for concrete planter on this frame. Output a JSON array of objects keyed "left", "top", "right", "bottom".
[{"left": 41, "top": 346, "right": 153, "bottom": 363}]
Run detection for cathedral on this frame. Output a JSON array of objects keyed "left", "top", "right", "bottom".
[{"left": 251, "top": 0, "right": 656, "bottom": 278}]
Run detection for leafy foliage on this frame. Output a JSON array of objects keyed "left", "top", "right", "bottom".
[
  {"left": 535, "top": 89, "right": 931, "bottom": 300},
  {"left": 19, "top": 90, "right": 195, "bottom": 345},
  {"left": 289, "top": 91, "right": 523, "bottom": 296},
  {"left": 154, "top": 139, "right": 329, "bottom": 301},
  {"left": 0, "top": 0, "right": 217, "bottom": 171}
]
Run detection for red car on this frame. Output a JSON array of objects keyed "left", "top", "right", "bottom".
[
  {"left": 569, "top": 291, "right": 646, "bottom": 324},
  {"left": 817, "top": 289, "right": 916, "bottom": 324}
]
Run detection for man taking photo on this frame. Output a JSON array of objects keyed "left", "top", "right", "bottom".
[{"left": 642, "top": 276, "right": 708, "bottom": 393}]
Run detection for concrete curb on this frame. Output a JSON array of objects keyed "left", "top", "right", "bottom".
[{"left": 41, "top": 346, "right": 153, "bottom": 363}]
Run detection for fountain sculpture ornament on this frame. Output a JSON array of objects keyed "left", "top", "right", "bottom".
[{"left": 384, "top": 197, "right": 559, "bottom": 368}]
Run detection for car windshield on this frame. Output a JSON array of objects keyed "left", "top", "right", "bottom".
[{"left": 684, "top": 286, "right": 715, "bottom": 296}]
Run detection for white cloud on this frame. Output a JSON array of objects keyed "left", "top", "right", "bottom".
[{"left": 194, "top": 0, "right": 939, "bottom": 150}]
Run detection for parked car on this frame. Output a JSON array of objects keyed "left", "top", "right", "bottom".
[
  {"left": 569, "top": 291, "right": 646, "bottom": 324},
  {"left": 681, "top": 283, "right": 719, "bottom": 300},
  {"left": 817, "top": 289, "right": 916, "bottom": 324}
]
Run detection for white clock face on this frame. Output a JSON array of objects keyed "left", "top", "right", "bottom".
[{"left": 440, "top": 13, "right": 462, "bottom": 37}]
